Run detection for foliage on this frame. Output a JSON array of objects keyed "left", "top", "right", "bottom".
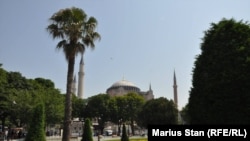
[
  {"left": 81, "top": 118, "right": 93, "bottom": 141},
  {"left": 124, "top": 93, "right": 145, "bottom": 135},
  {"left": 43, "top": 88, "right": 64, "bottom": 125},
  {"left": 72, "top": 95, "right": 87, "bottom": 119},
  {"left": 121, "top": 124, "right": 129, "bottom": 141},
  {"left": 25, "top": 103, "right": 46, "bottom": 141},
  {"left": 111, "top": 93, "right": 144, "bottom": 123},
  {"left": 0, "top": 67, "right": 9, "bottom": 131},
  {"left": 85, "top": 94, "right": 110, "bottom": 134},
  {"left": 83, "top": 93, "right": 145, "bottom": 135},
  {"left": 124, "top": 93, "right": 145, "bottom": 120},
  {"left": 0, "top": 66, "right": 64, "bottom": 130},
  {"left": 138, "top": 97, "right": 178, "bottom": 127},
  {"left": 47, "top": 7, "right": 101, "bottom": 141},
  {"left": 108, "top": 95, "right": 129, "bottom": 136},
  {"left": 188, "top": 18, "right": 250, "bottom": 124},
  {"left": 179, "top": 104, "right": 190, "bottom": 124},
  {"left": 107, "top": 97, "right": 119, "bottom": 123},
  {"left": 34, "top": 77, "right": 55, "bottom": 89}
]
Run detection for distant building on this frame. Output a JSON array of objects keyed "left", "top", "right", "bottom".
[
  {"left": 71, "top": 69, "right": 180, "bottom": 136},
  {"left": 72, "top": 55, "right": 84, "bottom": 99},
  {"left": 106, "top": 79, "right": 154, "bottom": 101},
  {"left": 173, "top": 70, "right": 178, "bottom": 108}
]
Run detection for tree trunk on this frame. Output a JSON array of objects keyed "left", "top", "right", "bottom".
[
  {"left": 1, "top": 115, "right": 6, "bottom": 132},
  {"left": 62, "top": 56, "right": 75, "bottom": 141}
]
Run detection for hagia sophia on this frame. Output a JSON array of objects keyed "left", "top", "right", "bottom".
[
  {"left": 106, "top": 79, "right": 154, "bottom": 101},
  {"left": 72, "top": 54, "right": 178, "bottom": 107},
  {"left": 72, "top": 56, "right": 178, "bottom": 105},
  {"left": 69, "top": 56, "right": 179, "bottom": 136}
]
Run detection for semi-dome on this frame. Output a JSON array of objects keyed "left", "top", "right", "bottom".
[{"left": 111, "top": 80, "right": 137, "bottom": 87}]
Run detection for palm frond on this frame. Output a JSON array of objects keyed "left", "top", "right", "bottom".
[
  {"left": 92, "top": 32, "right": 101, "bottom": 41},
  {"left": 71, "top": 7, "right": 87, "bottom": 23},
  {"left": 76, "top": 42, "right": 85, "bottom": 54},
  {"left": 87, "top": 17, "right": 98, "bottom": 26},
  {"left": 57, "top": 40, "right": 67, "bottom": 49},
  {"left": 47, "top": 7, "right": 101, "bottom": 60},
  {"left": 47, "top": 24, "right": 64, "bottom": 39}
]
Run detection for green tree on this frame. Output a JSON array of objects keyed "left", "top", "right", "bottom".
[
  {"left": 121, "top": 124, "right": 128, "bottom": 141},
  {"left": 179, "top": 104, "right": 190, "bottom": 124},
  {"left": 32, "top": 78, "right": 64, "bottom": 126},
  {"left": 25, "top": 103, "right": 46, "bottom": 141},
  {"left": 0, "top": 66, "right": 9, "bottom": 132},
  {"left": 85, "top": 94, "right": 110, "bottom": 134},
  {"left": 81, "top": 118, "right": 93, "bottom": 141},
  {"left": 124, "top": 93, "right": 145, "bottom": 135},
  {"left": 10, "top": 90, "right": 36, "bottom": 127},
  {"left": 8, "top": 78, "right": 64, "bottom": 128},
  {"left": 115, "top": 96, "right": 129, "bottom": 135},
  {"left": 188, "top": 18, "right": 250, "bottom": 124},
  {"left": 72, "top": 95, "right": 87, "bottom": 119},
  {"left": 34, "top": 77, "right": 55, "bottom": 89},
  {"left": 138, "top": 97, "right": 178, "bottom": 127},
  {"left": 0, "top": 66, "right": 64, "bottom": 129},
  {"left": 5, "top": 71, "right": 33, "bottom": 127},
  {"left": 107, "top": 97, "right": 120, "bottom": 135},
  {"left": 47, "top": 7, "right": 101, "bottom": 141},
  {"left": 43, "top": 88, "right": 64, "bottom": 126}
]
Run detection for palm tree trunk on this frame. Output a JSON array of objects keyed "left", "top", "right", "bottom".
[{"left": 62, "top": 56, "right": 75, "bottom": 141}]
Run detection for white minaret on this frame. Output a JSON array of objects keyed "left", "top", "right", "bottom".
[
  {"left": 173, "top": 70, "right": 178, "bottom": 108},
  {"left": 72, "top": 75, "right": 77, "bottom": 95},
  {"left": 77, "top": 55, "right": 84, "bottom": 99}
]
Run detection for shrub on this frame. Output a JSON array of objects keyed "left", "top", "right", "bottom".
[
  {"left": 25, "top": 103, "right": 46, "bottom": 141},
  {"left": 81, "top": 118, "right": 93, "bottom": 141},
  {"left": 121, "top": 124, "right": 129, "bottom": 141}
]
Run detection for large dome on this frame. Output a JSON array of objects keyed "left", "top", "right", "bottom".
[
  {"left": 106, "top": 79, "right": 140, "bottom": 95},
  {"left": 111, "top": 80, "right": 137, "bottom": 87}
]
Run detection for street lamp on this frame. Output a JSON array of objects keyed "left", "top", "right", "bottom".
[{"left": 118, "top": 119, "right": 122, "bottom": 136}]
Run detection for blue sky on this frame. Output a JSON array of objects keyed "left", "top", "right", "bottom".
[{"left": 0, "top": 0, "right": 249, "bottom": 109}]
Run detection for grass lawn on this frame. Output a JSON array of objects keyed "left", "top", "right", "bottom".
[{"left": 105, "top": 137, "right": 147, "bottom": 141}]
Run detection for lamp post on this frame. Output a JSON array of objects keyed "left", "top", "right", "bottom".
[
  {"left": 97, "top": 117, "right": 101, "bottom": 141},
  {"left": 118, "top": 119, "right": 122, "bottom": 136},
  {"left": 81, "top": 118, "right": 84, "bottom": 137}
]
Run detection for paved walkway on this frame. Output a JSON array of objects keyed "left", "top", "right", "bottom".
[
  {"left": 9, "top": 135, "right": 146, "bottom": 141},
  {"left": 9, "top": 136, "right": 113, "bottom": 141}
]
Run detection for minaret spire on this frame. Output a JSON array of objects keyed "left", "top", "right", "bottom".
[
  {"left": 72, "top": 75, "right": 77, "bottom": 95},
  {"left": 149, "top": 82, "right": 152, "bottom": 91},
  {"left": 173, "top": 70, "right": 178, "bottom": 108},
  {"left": 77, "top": 55, "right": 84, "bottom": 99}
]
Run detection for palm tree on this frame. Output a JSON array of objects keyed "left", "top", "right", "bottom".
[{"left": 47, "top": 7, "right": 101, "bottom": 141}]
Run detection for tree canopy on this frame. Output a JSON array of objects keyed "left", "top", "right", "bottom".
[
  {"left": 138, "top": 97, "right": 178, "bottom": 127},
  {"left": 25, "top": 103, "right": 46, "bottom": 141},
  {"left": 188, "top": 18, "right": 250, "bottom": 124},
  {"left": 0, "top": 66, "right": 64, "bottom": 131}
]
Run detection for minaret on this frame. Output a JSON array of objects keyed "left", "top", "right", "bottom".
[
  {"left": 77, "top": 55, "right": 84, "bottom": 99},
  {"left": 147, "top": 82, "right": 154, "bottom": 100},
  {"left": 72, "top": 75, "right": 77, "bottom": 95},
  {"left": 149, "top": 83, "right": 153, "bottom": 93},
  {"left": 173, "top": 70, "right": 178, "bottom": 108}
]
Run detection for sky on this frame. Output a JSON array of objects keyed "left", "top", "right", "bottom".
[{"left": 0, "top": 0, "right": 250, "bottom": 110}]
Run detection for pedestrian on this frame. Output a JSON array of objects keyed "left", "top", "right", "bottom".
[
  {"left": 4, "top": 130, "right": 8, "bottom": 140},
  {"left": 7, "top": 127, "right": 12, "bottom": 141}
]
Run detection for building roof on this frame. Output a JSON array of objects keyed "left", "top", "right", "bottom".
[{"left": 111, "top": 79, "right": 137, "bottom": 88}]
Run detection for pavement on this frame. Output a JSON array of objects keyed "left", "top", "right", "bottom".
[{"left": 7, "top": 135, "right": 147, "bottom": 141}]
